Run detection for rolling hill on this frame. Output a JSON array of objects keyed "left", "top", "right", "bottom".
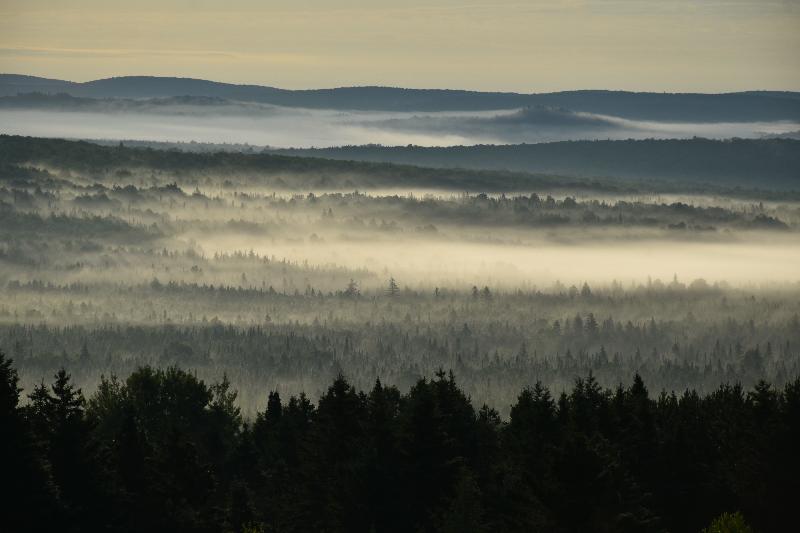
[{"left": 2, "top": 74, "right": 800, "bottom": 121}]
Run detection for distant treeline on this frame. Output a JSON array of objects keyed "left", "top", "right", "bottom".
[
  {"left": 3, "top": 134, "right": 800, "bottom": 195},
  {"left": 2, "top": 74, "right": 800, "bottom": 120},
  {"left": 4, "top": 181, "right": 794, "bottom": 240},
  {"left": 0, "top": 135, "right": 619, "bottom": 193},
  {"left": 0, "top": 92, "right": 237, "bottom": 112},
  {"left": 5, "top": 300, "right": 799, "bottom": 414},
  {"left": 2, "top": 352, "right": 796, "bottom": 532},
  {"left": 272, "top": 138, "right": 800, "bottom": 190}
]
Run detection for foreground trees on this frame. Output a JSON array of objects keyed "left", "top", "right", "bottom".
[{"left": 1, "top": 350, "right": 796, "bottom": 532}]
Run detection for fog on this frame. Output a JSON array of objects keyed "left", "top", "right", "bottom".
[
  {"left": 0, "top": 108, "right": 480, "bottom": 147},
  {"left": 199, "top": 233, "right": 800, "bottom": 289},
  {"left": 2, "top": 133, "right": 799, "bottom": 425},
  {"left": 2, "top": 105, "right": 799, "bottom": 148},
  {"left": 358, "top": 106, "right": 800, "bottom": 144}
]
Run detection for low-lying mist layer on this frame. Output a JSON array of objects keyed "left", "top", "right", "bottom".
[
  {"left": 2, "top": 94, "right": 800, "bottom": 147},
  {"left": 1, "top": 137, "right": 799, "bottom": 412}
]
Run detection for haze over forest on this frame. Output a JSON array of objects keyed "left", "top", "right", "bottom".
[
  {"left": 2, "top": 1, "right": 799, "bottom": 530},
  {"left": 1, "top": 79, "right": 798, "bottom": 434}
]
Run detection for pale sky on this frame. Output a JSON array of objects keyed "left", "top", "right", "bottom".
[{"left": 1, "top": 0, "right": 798, "bottom": 92}]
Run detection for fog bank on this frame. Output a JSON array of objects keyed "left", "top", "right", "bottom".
[{"left": 2, "top": 106, "right": 799, "bottom": 148}]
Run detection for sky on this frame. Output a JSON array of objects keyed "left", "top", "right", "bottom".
[{"left": 1, "top": 0, "right": 799, "bottom": 92}]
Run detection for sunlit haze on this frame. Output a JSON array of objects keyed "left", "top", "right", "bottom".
[{"left": 2, "top": 0, "right": 799, "bottom": 91}]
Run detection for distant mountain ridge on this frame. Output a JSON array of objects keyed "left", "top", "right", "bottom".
[
  {"left": 0, "top": 92, "right": 273, "bottom": 115},
  {"left": 2, "top": 74, "right": 800, "bottom": 121}
]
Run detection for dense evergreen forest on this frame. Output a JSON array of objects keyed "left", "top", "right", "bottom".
[
  {"left": 272, "top": 138, "right": 800, "bottom": 190},
  {"left": 0, "top": 135, "right": 620, "bottom": 194},
  {"left": 4, "top": 135, "right": 800, "bottom": 194},
  {"left": 3, "top": 0, "right": 800, "bottom": 528},
  {"left": 4, "top": 286, "right": 800, "bottom": 414},
  {"left": 1, "top": 135, "right": 799, "bottom": 531},
  {"left": 2, "top": 135, "right": 800, "bottom": 412},
  {"left": 3, "top": 352, "right": 796, "bottom": 532}
]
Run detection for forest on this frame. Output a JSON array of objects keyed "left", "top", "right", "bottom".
[
  {"left": 1, "top": 134, "right": 799, "bottom": 531},
  {"left": 3, "top": 0, "right": 800, "bottom": 528},
  {"left": 272, "top": 138, "right": 800, "bottom": 189},
  {"left": 3, "top": 352, "right": 797, "bottom": 532},
  {"left": 2, "top": 136, "right": 800, "bottom": 413}
]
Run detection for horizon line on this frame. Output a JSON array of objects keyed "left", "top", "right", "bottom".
[{"left": 2, "top": 72, "right": 798, "bottom": 96}]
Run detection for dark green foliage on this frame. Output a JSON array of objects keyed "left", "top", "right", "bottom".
[
  {"left": 702, "top": 511, "right": 755, "bottom": 533},
  {"left": 0, "top": 134, "right": 596, "bottom": 194},
  {"left": 4, "top": 134, "right": 800, "bottom": 194},
  {"left": 25, "top": 368, "right": 113, "bottom": 531},
  {"left": 275, "top": 138, "right": 800, "bottom": 190},
  {"left": 2, "top": 353, "right": 798, "bottom": 532},
  {"left": 0, "top": 351, "right": 59, "bottom": 532}
]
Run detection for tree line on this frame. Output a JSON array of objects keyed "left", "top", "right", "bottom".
[
  {"left": 2, "top": 350, "right": 796, "bottom": 532},
  {"left": 4, "top": 308, "right": 798, "bottom": 415}
]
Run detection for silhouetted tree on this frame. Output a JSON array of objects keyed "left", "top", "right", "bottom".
[{"left": 387, "top": 277, "right": 400, "bottom": 297}]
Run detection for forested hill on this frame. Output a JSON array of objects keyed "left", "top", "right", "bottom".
[
  {"left": 271, "top": 138, "right": 800, "bottom": 190},
  {"left": 3, "top": 135, "right": 799, "bottom": 192},
  {"left": 0, "top": 135, "right": 617, "bottom": 193},
  {"left": 2, "top": 74, "right": 800, "bottom": 120}
]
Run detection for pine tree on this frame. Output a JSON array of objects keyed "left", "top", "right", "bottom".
[
  {"left": 344, "top": 279, "right": 360, "bottom": 298},
  {"left": 387, "top": 277, "right": 400, "bottom": 297},
  {"left": 0, "top": 352, "right": 58, "bottom": 531},
  {"left": 79, "top": 342, "right": 91, "bottom": 363},
  {"left": 27, "top": 368, "right": 104, "bottom": 529},
  {"left": 585, "top": 313, "right": 598, "bottom": 334},
  {"left": 580, "top": 282, "right": 592, "bottom": 298}
]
